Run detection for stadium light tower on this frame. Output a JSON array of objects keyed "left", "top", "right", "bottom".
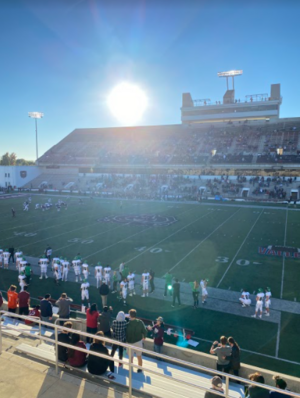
[
  {"left": 28, "top": 112, "right": 44, "bottom": 164},
  {"left": 218, "top": 70, "right": 243, "bottom": 90}
]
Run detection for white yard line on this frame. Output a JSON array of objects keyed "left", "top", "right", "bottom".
[
  {"left": 168, "top": 209, "right": 240, "bottom": 274},
  {"left": 275, "top": 313, "right": 282, "bottom": 358},
  {"left": 280, "top": 208, "right": 288, "bottom": 299},
  {"left": 216, "top": 210, "right": 264, "bottom": 288},
  {"left": 124, "top": 210, "right": 215, "bottom": 267},
  {"left": 83, "top": 225, "right": 154, "bottom": 260},
  {"left": 84, "top": 207, "right": 209, "bottom": 261}
]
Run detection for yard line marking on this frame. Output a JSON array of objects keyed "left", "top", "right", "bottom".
[
  {"left": 216, "top": 210, "right": 263, "bottom": 288},
  {"left": 275, "top": 313, "right": 281, "bottom": 358},
  {"left": 124, "top": 210, "right": 215, "bottom": 266},
  {"left": 280, "top": 208, "right": 288, "bottom": 299},
  {"left": 83, "top": 226, "right": 153, "bottom": 260},
  {"left": 168, "top": 209, "right": 240, "bottom": 274}
]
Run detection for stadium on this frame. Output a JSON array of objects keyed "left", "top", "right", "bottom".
[{"left": 1, "top": 2, "right": 300, "bottom": 396}]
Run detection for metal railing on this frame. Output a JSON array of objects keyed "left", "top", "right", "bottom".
[{"left": 0, "top": 311, "right": 299, "bottom": 398}]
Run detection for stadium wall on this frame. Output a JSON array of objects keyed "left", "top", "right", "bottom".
[{"left": 0, "top": 166, "right": 41, "bottom": 188}]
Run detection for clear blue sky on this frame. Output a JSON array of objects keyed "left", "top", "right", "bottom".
[{"left": 1, "top": 0, "right": 299, "bottom": 160}]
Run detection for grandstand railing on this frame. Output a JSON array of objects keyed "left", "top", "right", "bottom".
[{"left": 1, "top": 311, "right": 300, "bottom": 398}]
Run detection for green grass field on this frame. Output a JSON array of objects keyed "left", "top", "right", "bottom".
[{"left": 1, "top": 193, "right": 300, "bottom": 376}]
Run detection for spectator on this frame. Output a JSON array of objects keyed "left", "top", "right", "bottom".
[
  {"left": 228, "top": 337, "right": 240, "bottom": 378},
  {"left": 68, "top": 333, "right": 87, "bottom": 367},
  {"left": 7, "top": 285, "right": 18, "bottom": 314},
  {"left": 148, "top": 316, "right": 164, "bottom": 359},
  {"left": 204, "top": 376, "right": 224, "bottom": 398},
  {"left": 55, "top": 293, "right": 73, "bottom": 325},
  {"left": 57, "top": 321, "right": 73, "bottom": 362},
  {"left": 40, "top": 293, "right": 53, "bottom": 324},
  {"left": 210, "top": 336, "right": 232, "bottom": 373},
  {"left": 171, "top": 278, "right": 181, "bottom": 307},
  {"left": 149, "top": 269, "right": 155, "bottom": 293},
  {"left": 246, "top": 372, "right": 269, "bottom": 398},
  {"left": 99, "top": 280, "right": 109, "bottom": 308},
  {"left": 190, "top": 280, "right": 200, "bottom": 309},
  {"left": 86, "top": 303, "right": 99, "bottom": 343},
  {"left": 126, "top": 309, "right": 147, "bottom": 373},
  {"left": 111, "top": 311, "right": 127, "bottom": 366},
  {"left": 164, "top": 271, "right": 173, "bottom": 296},
  {"left": 270, "top": 376, "right": 288, "bottom": 398},
  {"left": 87, "top": 331, "right": 115, "bottom": 379},
  {"left": 18, "top": 285, "right": 30, "bottom": 316},
  {"left": 98, "top": 306, "right": 113, "bottom": 337},
  {"left": 24, "top": 262, "right": 33, "bottom": 285},
  {"left": 25, "top": 305, "right": 41, "bottom": 326}
]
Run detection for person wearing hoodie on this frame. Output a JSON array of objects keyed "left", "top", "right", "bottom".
[
  {"left": 111, "top": 311, "right": 127, "bottom": 366},
  {"left": 98, "top": 306, "right": 113, "bottom": 337}
]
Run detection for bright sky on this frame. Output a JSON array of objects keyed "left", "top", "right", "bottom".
[{"left": 1, "top": 0, "right": 300, "bottom": 160}]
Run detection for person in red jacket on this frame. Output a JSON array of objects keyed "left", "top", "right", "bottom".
[
  {"left": 68, "top": 333, "right": 87, "bottom": 367},
  {"left": 86, "top": 303, "right": 99, "bottom": 343},
  {"left": 25, "top": 306, "right": 41, "bottom": 326}
]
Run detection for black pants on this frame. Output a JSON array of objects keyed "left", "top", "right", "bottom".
[
  {"left": 26, "top": 275, "right": 31, "bottom": 285},
  {"left": 111, "top": 343, "right": 124, "bottom": 359},
  {"left": 150, "top": 278, "right": 155, "bottom": 292},
  {"left": 113, "top": 280, "right": 118, "bottom": 291},
  {"left": 217, "top": 363, "right": 230, "bottom": 374},
  {"left": 59, "top": 315, "right": 69, "bottom": 326},
  {"left": 9, "top": 254, "right": 14, "bottom": 263},
  {"left": 193, "top": 292, "right": 199, "bottom": 307},
  {"left": 86, "top": 327, "right": 97, "bottom": 343},
  {"left": 172, "top": 293, "right": 181, "bottom": 306},
  {"left": 8, "top": 308, "right": 16, "bottom": 313},
  {"left": 19, "top": 307, "right": 29, "bottom": 316}
]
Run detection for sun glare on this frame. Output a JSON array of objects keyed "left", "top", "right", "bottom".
[{"left": 108, "top": 82, "right": 148, "bottom": 125}]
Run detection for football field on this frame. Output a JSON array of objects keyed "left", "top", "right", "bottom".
[{"left": 0, "top": 193, "right": 300, "bottom": 376}]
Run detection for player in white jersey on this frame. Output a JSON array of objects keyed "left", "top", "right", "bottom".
[
  {"left": 18, "top": 272, "right": 27, "bottom": 291},
  {"left": 23, "top": 203, "right": 29, "bottom": 211},
  {"left": 35, "top": 204, "right": 40, "bottom": 209},
  {"left": 52, "top": 257, "right": 60, "bottom": 272},
  {"left": 127, "top": 272, "right": 136, "bottom": 296},
  {"left": 264, "top": 287, "right": 272, "bottom": 316},
  {"left": 3, "top": 250, "right": 10, "bottom": 269},
  {"left": 252, "top": 289, "right": 265, "bottom": 318},
  {"left": 81, "top": 279, "right": 90, "bottom": 311},
  {"left": 72, "top": 257, "right": 82, "bottom": 282},
  {"left": 54, "top": 263, "right": 62, "bottom": 285},
  {"left": 82, "top": 262, "right": 89, "bottom": 280},
  {"left": 142, "top": 270, "right": 150, "bottom": 297},
  {"left": 103, "top": 265, "right": 111, "bottom": 287},
  {"left": 62, "top": 258, "right": 70, "bottom": 282},
  {"left": 94, "top": 263, "right": 103, "bottom": 288},
  {"left": 15, "top": 250, "right": 23, "bottom": 270},
  {"left": 120, "top": 278, "right": 128, "bottom": 306},
  {"left": 39, "top": 256, "right": 49, "bottom": 279},
  {"left": 19, "top": 259, "right": 26, "bottom": 276},
  {"left": 239, "top": 289, "right": 251, "bottom": 307},
  {"left": 200, "top": 279, "right": 208, "bottom": 304}
]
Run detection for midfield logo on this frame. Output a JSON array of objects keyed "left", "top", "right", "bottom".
[
  {"left": 97, "top": 214, "right": 178, "bottom": 227},
  {"left": 258, "top": 245, "right": 300, "bottom": 258}
]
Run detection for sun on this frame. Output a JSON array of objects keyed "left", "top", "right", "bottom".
[{"left": 107, "top": 82, "right": 148, "bottom": 125}]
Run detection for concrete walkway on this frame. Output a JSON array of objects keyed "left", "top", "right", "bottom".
[{"left": 9, "top": 256, "right": 300, "bottom": 325}]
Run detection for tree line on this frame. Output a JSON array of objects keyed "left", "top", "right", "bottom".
[{"left": 0, "top": 152, "right": 35, "bottom": 166}]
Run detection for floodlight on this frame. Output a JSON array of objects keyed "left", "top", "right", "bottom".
[
  {"left": 277, "top": 148, "right": 283, "bottom": 156},
  {"left": 211, "top": 149, "right": 217, "bottom": 156},
  {"left": 28, "top": 112, "right": 44, "bottom": 119},
  {"left": 168, "top": 285, "right": 173, "bottom": 290}
]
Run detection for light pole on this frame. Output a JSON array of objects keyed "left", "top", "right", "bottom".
[{"left": 28, "top": 112, "right": 44, "bottom": 164}]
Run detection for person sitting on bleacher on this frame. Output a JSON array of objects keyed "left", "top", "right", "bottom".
[
  {"left": 57, "top": 321, "right": 73, "bottom": 362},
  {"left": 25, "top": 306, "right": 41, "bottom": 326},
  {"left": 204, "top": 376, "right": 224, "bottom": 398},
  {"left": 67, "top": 333, "right": 87, "bottom": 368},
  {"left": 87, "top": 331, "right": 115, "bottom": 380}
]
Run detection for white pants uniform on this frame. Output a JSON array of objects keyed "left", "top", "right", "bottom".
[
  {"left": 62, "top": 266, "right": 69, "bottom": 281},
  {"left": 104, "top": 273, "right": 110, "bottom": 285},
  {"left": 4, "top": 254, "right": 9, "bottom": 266},
  {"left": 83, "top": 269, "right": 89, "bottom": 280},
  {"left": 81, "top": 287, "right": 89, "bottom": 300},
  {"left": 19, "top": 277, "right": 26, "bottom": 291},
  {"left": 201, "top": 288, "right": 208, "bottom": 296},
  {"left": 55, "top": 269, "right": 62, "bottom": 281},
  {"left": 40, "top": 265, "right": 48, "bottom": 278},
  {"left": 255, "top": 301, "right": 263, "bottom": 312},
  {"left": 95, "top": 270, "right": 102, "bottom": 288},
  {"left": 143, "top": 280, "right": 149, "bottom": 290},
  {"left": 240, "top": 297, "right": 251, "bottom": 306},
  {"left": 74, "top": 266, "right": 82, "bottom": 279},
  {"left": 265, "top": 299, "right": 271, "bottom": 309}
]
